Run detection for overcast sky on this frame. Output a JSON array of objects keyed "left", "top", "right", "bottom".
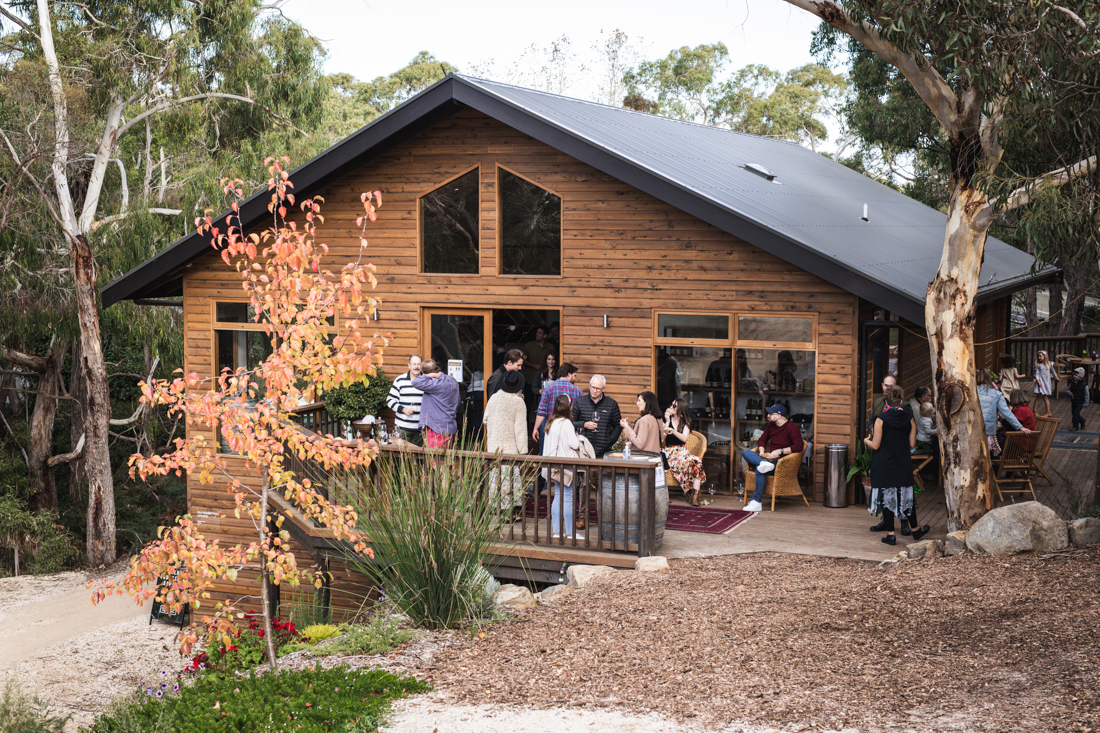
[{"left": 282, "top": 0, "right": 826, "bottom": 88}]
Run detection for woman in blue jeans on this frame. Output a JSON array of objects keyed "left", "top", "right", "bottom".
[{"left": 542, "top": 394, "right": 581, "bottom": 538}]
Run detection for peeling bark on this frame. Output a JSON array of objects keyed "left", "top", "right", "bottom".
[
  {"left": 928, "top": 183, "right": 996, "bottom": 531},
  {"left": 73, "top": 233, "right": 115, "bottom": 566}
]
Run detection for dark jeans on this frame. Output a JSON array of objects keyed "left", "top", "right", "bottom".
[
  {"left": 1073, "top": 401, "right": 1086, "bottom": 429},
  {"left": 741, "top": 449, "right": 772, "bottom": 503}
]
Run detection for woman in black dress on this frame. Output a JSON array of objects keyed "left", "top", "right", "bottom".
[{"left": 864, "top": 384, "right": 929, "bottom": 544}]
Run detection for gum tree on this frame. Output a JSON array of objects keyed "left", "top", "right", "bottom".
[
  {"left": 782, "top": 0, "right": 1099, "bottom": 528},
  {"left": 93, "top": 160, "right": 383, "bottom": 669}
]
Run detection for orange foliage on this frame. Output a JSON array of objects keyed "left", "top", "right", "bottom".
[{"left": 91, "top": 159, "right": 384, "bottom": 655}]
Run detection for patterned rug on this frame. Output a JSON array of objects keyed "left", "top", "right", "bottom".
[
  {"left": 1052, "top": 430, "right": 1100, "bottom": 451},
  {"left": 515, "top": 494, "right": 753, "bottom": 535}
]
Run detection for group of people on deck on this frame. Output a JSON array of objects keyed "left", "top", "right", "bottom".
[{"left": 384, "top": 345, "right": 711, "bottom": 539}]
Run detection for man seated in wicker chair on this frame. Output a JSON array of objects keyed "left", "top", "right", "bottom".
[{"left": 740, "top": 403, "right": 804, "bottom": 512}]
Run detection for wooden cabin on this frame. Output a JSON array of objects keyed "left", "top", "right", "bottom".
[{"left": 103, "top": 75, "right": 1054, "bottom": 601}]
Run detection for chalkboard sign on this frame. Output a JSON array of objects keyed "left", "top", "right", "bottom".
[{"left": 149, "top": 568, "right": 190, "bottom": 628}]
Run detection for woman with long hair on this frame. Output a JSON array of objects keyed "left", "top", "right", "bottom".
[
  {"left": 542, "top": 393, "right": 581, "bottom": 538},
  {"left": 865, "top": 384, "right": 928, "bottom": 545},
  {"left": 977, "top": 369, "right": 1028, "bottom": 456},
  {"left": 535, "top": 352, "right": 557, "bottom": 397},
  {"left": 661, "top": 397, "right": 705, "bottom": 505},
  {"left": 619, "top": 391, "right": 663, "bottom": 453}
]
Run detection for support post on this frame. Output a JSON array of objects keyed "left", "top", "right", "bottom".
[{"left": 638, "top": 464, "right": 656, "bottom": 558}]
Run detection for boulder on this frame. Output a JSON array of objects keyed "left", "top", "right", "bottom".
[
  {"left": 494, "top": 584, "right": 537, "bottom": 611},
  {"left": 907, "top": 539, "right": 944, "bottom": 559},
  {"left": 565, "top": 564, "right": 617, "bottom": 588},
  {"left": 944, "top": 531, "right": 969, "bottom": 556},
  {"left": 966, "top": 502, "right": 1068, "bottom": 555},
  {"left": 1068, "top": 517, "right": 1100, "bottom": 547},
  {"left": 635, "top": 556, "right": 670, "bottom": 572},
  {"left": 535, "top": 583, "right": 574, "bottom": 603}
]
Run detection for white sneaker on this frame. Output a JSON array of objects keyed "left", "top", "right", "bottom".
[
  {"left": 744, "top": 500, "right": 763, "bottom": 512},
  {"left": 756, "top": 460, "right": 776, "bottom": 473}
]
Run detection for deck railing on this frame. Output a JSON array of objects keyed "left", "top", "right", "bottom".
[
  {"left": 1006, "top": 333, "right": 1100, "bottom": 373},
  {"left": 285, "top": 404, "right": 659, "bottom": 558}
]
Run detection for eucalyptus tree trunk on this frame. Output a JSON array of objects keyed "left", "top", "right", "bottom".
[
  {"left": 24, "top": 343, "right": 66, "bottom": 512},
  {"left": 73, "top": 233, "right": 116, "bottom": 566},
  {"left": 927, "top": 186, "right": 997, "bottom": 531}
]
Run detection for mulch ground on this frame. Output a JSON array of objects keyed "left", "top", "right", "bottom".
[{"left": 429, "top": 549, "right": 1100, "bottom": 732}]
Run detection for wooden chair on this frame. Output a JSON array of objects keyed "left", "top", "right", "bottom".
[
  {"left": 665, "top": 430, "right": 708, "bottom": 491},
  {"left": 1029, "top": 415, "right": 1060, "bottom": 485},
  {"left": 992, "top": 431, "right": 1038, "bottom": 504},
  {"left": 911, "top": 453, "right": 935, "bottom": 491},
  {"left": 1055, "top": 354, "right": 1076, "bottom": 392},
  {"left": 743, "top": 450, "right": 809, "bottom": 510}
]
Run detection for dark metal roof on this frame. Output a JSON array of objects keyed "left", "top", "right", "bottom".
[{"left": 103, "top": 74, "right": 1056, "bottom": 323}]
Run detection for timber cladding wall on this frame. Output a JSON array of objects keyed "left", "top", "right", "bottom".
[{"left": 182, "top": 108, "right": 860, "bottom": 518}]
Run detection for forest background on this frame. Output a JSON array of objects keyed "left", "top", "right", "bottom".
[{"left": 0, "top": 0, "right": 1095, "bottom": 573}]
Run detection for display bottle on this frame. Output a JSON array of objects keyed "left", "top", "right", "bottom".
[{"left": 622, "top": 443, "right": 631, "bottom": 460}]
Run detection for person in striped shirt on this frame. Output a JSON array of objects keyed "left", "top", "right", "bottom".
[{"left": 386, "top": 354, "right": 424, "bottom": 446}]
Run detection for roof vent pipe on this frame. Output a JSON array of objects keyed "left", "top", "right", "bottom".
[
  {"left": 742, "top": 163, "right": 776, "bottom": 182},
  {"left": 861, "top": 203, "right": 869, "bottom": 222}
]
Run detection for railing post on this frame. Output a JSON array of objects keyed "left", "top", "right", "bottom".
[{"left": 638, "top": 463, "right": 656, "bottom": 558}]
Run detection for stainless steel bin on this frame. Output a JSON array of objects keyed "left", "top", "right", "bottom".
[{"left": 824, "top": 444, "right": 849, "bottom": 508}]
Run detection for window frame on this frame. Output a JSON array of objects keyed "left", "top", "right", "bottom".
[
  {"left": 417, "top": 164, "right": 482, "bottom": 276},
  {"left": 652, "top": 310, "right": 733, "bottom": 346},
  {"left": 735, "top": 313, "right": 817, "bottom": 349},
  {"left": 495, "top": 163, "right": 564, "bottom": 278}
]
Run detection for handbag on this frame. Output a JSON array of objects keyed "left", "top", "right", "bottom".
[{"left": 659, "top": 449, "right": 671, "bottom": 471}]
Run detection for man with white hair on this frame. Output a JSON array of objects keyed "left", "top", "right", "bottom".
[
  {"left": 386, "top": 354, "right": 424, "bottom": 445},
  {"left": 571, "top": 374, "right": 621, "bottom": 458}
]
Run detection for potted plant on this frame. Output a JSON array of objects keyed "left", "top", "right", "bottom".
[
  {"left": 324, "top": 369, "right": 394, "bottom": 439},
  {"left": 846, "top": 442, "right": 873, "bottom": 499}
]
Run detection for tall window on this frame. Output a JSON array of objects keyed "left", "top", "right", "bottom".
[
  {"left": 420, "top": 169, "right": 479, "bottom": 274},
  {"left": 499, "top": 168, "right": 561, "bottom": 276}
]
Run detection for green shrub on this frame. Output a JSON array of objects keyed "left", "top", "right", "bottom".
[
  {"left": 0, "top": 676, "right": 70, "bottom": 733},
  {"left": 205, "top": 613, "right": 300, "bottom": 676},
  {"left": 299, "top": 624, "right": 340, "bottom": 643},
  {"left": 0, "top": 495, "right": 77, "bottom": 576},
  {"left": 324, "top": 369, "right": 393, "bottom": 423},
  {"left": 87, "top": 664, "right": 428, "bottom": 732},
  {"left": 343, "top": 445, "right": 528, "bottom": 629},
  {"left": 317, "top": 613, "right": 415, "bottom": 657}
]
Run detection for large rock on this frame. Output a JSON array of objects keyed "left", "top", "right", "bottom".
[
  {"left": 565, "top": 564, "right": 616, "bottom": 588},
  {"left": 1069, "top": 517, "right": 1100, "bottom": 547},
  {"left": 966, "top": 502, "right": 1069, "bottom": 555},
  {"left": 535, "top": 583, "right": 574, "bottom": 603},
  {"left": 494, "top": 584, "right": 537, "bottom": 611},
  {"left": 907, "top": 539, "right": 944, "bottom": 559},
  {"left": 945, "top": 531, "right": 969, "bottom": 556},
  {"left": 635, "top": 556, "right": 670, "bottom": 572}
]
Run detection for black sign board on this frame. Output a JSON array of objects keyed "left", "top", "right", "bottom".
[{"left": 149, "top": 568, "right": 190, "bottom": 628}]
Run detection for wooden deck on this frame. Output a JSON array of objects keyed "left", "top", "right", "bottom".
[
  {"left": 650, "top": 391, "right": 1098, "bottom": 565},
  {"left": 279, "top": 394, "right": 1099, "bottom": 578}
]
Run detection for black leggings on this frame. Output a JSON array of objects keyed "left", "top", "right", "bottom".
[{"left": 882, "top": 506, "right": 918, "bottom": 532}]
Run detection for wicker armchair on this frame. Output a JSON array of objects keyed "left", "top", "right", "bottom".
[
  {"left": 665, "top": 430, "right": 708, "bottom": 491},
  {"left": 743, "top": 450, "right": 809, "bottom": 511}
]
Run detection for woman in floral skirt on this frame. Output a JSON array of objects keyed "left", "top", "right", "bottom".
[
  {"left": 661, "top": 397, "right": 705, "bottom": 506},
  {"left": 865, "top": 384, "right": 928, "bottom": 545}
]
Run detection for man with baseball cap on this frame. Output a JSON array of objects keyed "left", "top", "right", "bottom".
[{"left": 740, "top": 403, "right": 805, "bottom": 512}]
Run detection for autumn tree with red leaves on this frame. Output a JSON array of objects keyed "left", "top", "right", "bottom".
[{"left": 93, "top": 159, "right": 385, "bottom": 670}]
